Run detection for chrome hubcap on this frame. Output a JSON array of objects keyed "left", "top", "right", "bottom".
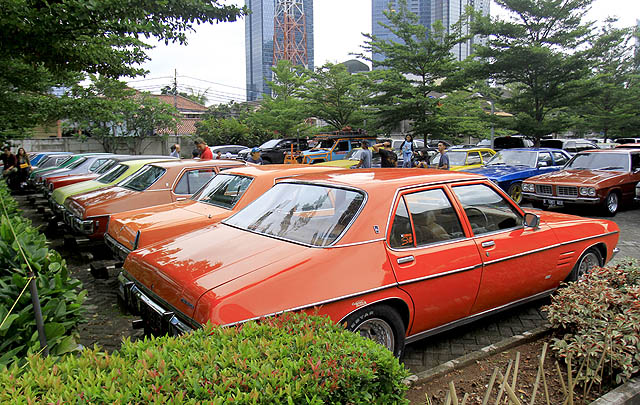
[
  {"left": 577, "top": 252, "right": 600, "bottom": 279},
  {"left": 355, "top": 318, "right": 395, "bottom": 351},
  {"left": 607, "top": 194, "right": 618, "bottom": 213}
]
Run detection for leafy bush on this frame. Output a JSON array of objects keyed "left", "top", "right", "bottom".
[
  {"left": 546, "top": 260, "right": 640, "bottom": 384},
  {"left": 0, "top": 313, "right": 409, "bottom": 404},
  {"left": 0, "top": 181, "right": 85, "bottom": 366}
]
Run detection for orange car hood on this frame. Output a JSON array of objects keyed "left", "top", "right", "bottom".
[
  {"left": 530, "top": 169, "right": 623, "bottom": 185},
  {"left": 68, "top": 186, "right": 139, "bottom": 218},
  {"left": 109, "top": 201, "right": 231, "bottom": 250},
  {"left": 125, "top": 224, "right": 308, "bottom": 318}
]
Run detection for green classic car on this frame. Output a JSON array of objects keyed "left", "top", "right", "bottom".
[{"left": 49, "top": 158, "right": 172, "bottom": 215}]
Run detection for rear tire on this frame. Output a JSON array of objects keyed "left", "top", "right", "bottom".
[
  {"left": 601, "top": 191, "right": 619, "bottom": 217},
  {"left": 568, "top": 247, "right": 602, "bottom": 282},
  {"left": 508, "top": 182, "right": 523, "bottom": 204},
  {"left": 343, "top": 304, "right": 406, "bottom": 358}
]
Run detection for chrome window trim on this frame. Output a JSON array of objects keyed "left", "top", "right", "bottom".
[
  {"left": 406, "top": 289, "right": 555, "bottom": 344},
  {"left": 222, "top": 181, "right": 368, "bottom": 248},
  {"left": 386, "top": 236, "right": 469, "bottom": 252},
  {"left": 332, "top": 238, "right": 385, "bottom": 248}
]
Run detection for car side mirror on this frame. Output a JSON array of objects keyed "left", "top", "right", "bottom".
[{"left": 524, "top": 212, "right": 540, "bottom": 229}]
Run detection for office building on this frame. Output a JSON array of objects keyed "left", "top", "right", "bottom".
[
  {"left": 245, "top": 0, "right": 314, "bottom": 101},
  {"left": 372, "top": 0, "right": 489, "bottom": 63}
]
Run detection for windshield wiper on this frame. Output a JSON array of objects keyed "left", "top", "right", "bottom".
[{"left": 598, "top": 166, "right": 625, "bottom": 171}]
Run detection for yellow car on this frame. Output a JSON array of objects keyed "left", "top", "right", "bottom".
[{"left": 430, "top": 148, "right": 496, "bottom": 171}]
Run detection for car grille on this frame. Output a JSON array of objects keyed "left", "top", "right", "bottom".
[
  {"left": 536, "top": 185, "right": 552, "bottom": 195},
  {"left": 557, "top": 186, "right": 578, "bottom": 197}
]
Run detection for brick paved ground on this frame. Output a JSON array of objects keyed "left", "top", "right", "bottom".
[{"left": 16, "top": 194, "right": 639, "bottom": 372}]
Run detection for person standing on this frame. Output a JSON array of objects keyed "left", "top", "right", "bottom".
[
  {"left": 437, "top": 141, "right": 450, "bottom": 170},
  {"left": 194, "top": 138, "right": 213, "bottom": 160},
  {"left": 400, "top": 135, "right": 415, "bottom": 168},
  {"left": 246, "top": 147, "right": 263, "bottom": 164},
  {"left": 169, "top": 143, "right": 181, "bottom": 158},
  {"left": 372, "top": 141, "right": 397, "bottom": 167},
  {"left": 16, "top": 147, "right": 31, "bottom": 187},
  {"left": 355, "top": 140, "right": 372, "bottom": 168},
  {"left": 1, "top": 146, "right": 17, "bottom": 189}
]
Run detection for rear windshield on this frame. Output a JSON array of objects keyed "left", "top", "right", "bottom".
[
  {"left": 119, "top": 165, "right": 166, "bottom": 191},
  {"left": 224, "top": 183, "right": 365, "bottom": 247},
  {"left": 566, "top": 152, "right": 630, "bottom": 171},
  {"left": 193, "top": 174, "right": 253, "bottom": 210},
  {"left": 97, "top": 164, "right": 128, "bottom": 184},
  {"left": 95, "top": 159, "right": 117, "bottom": 174}
]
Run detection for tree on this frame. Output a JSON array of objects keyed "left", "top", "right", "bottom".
[
  {"left": 430, "top": 90, "right": 499, "bottom": 142},
  {"left": 246, "top": 61, "right": 311, "bottom": 138},
  {"left": 66, "top": 76, "right": 178, "bottom": 154},
  {"left": 358, "top": 0, "right": 470, "bottom": 143},
  {"left": 161, "top": 85, "right": 209, "bottom": 106},
  {"left": 195, "top": 117, "right": 262, "bottom": 147},
  {"left": 301, "top": 63, "right": 373, "bottom": 131},
  {"left": 569, "top": 21, "right": 640, "bottom": 139},
  {"left": 470, "top": 0, "right": 595, "bottom": 144},
  {"left": 1, "top": 0, "right": 244, "bottom": 133}
]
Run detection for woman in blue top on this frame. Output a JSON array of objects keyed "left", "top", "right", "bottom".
[{"left": 400, "top": 135, "right": 414, "bottom": 168}]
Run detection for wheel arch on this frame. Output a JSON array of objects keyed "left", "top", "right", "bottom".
[
  {"left": 338, "top": 297, "right": 412, "bottom": 334},
  {"left": 590, "top": 242, "right": 608, "bottom": 264}
]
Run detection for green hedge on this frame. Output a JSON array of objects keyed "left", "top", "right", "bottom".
[
  {"left": 0, "top": 181, "right": 85, "bottom": 366},
  {"left": 546, "top": 260, "right": 640, "bottom": 384},
  {"left": 0, "top": 313, "right": 410, "bottom": 404}
]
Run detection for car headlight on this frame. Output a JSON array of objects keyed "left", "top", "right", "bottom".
[
  {"left": 579, "top": 187, "right": 595, "bottom": 196},
  {"left": 522, "top": 183, "right": 533, "bottom": 192}
]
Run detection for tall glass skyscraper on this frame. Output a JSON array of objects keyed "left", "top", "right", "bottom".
[
  {"left": 245, "top": 0, "right": 314, "bottom": 101},
  {"left": 372, "top": 0, "right": 489, "bottom": 63}
]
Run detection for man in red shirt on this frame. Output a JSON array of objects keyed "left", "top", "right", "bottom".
[{"left": 195, "top": 138, "right": 213, "bottom": 160}]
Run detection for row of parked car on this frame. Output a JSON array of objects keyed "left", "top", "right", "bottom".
[{"left": 21, "top": 148, "right": 622, "bottom": 357}]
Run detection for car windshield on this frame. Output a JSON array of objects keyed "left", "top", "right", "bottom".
[
  {"left": 313, "top": 139, "right": 335, "bottom": 149},
  {"left": 66, "top": 157, "right": 87, "bottom": 169},
  {"left": 193, "top": 174, "right": 253, "bottom": 209},
  {"left": 260, "top": 139, "right": 281, "bottom": 149},
  {"left": 224, "top": 183, "right": 365, "bottom": 247},
  {"left": 95, "top": 159, "right": 117, "bottom": 174},
  {"left": 119, "top": 165, "right": 166, "bottom": 191},
  {"left": 565, "top": 152, "right": 630, "bottom": 171},
  {"left": 486, "top": 150, "right": 537, "bottom": 167},
  {"left": 97, "top": 164, "right": 128, "bottom": 184},
  {"left": 432, "top": 151, "right": 467, "bottom": 166}
]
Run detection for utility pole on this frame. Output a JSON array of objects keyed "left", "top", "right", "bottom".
[{"left": 173, "top": 69, "right": 178, "bottom": 147}]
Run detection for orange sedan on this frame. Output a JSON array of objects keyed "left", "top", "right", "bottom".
[
  {"left": 119, "top": 169, "right": 620, "bottom": 356},
  {"left": 105, "top": 165, "right": 343, "bottom": 261},
  {"left": 63, "top": 159, "right": 244, "bottom": 240}
]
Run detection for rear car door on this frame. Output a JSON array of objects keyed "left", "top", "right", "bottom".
[
  {"left": 450, "top": 183, "right": 561, "bottom": 314},
  {"left": 385, "top": 186, "right": 483, "bottom": 334}
]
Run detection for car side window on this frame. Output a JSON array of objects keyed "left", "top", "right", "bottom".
[
  {"left": 404, "top": 189, "right": 464, "bottom": 246},
  {"left": 480, "top": 151, "right": 493, "bottom": 162},
  {"left": 336, "top": 140, "right": 350, "bottom": 152},
  {"left": 631, "top": 153, "right": 640, "bottom": 172},
  {"left": 552, "top": 152, "right": 569, "bottom": 166},
  {"left": 89, "top": 159, "right": 107, "bottom": 172},
  {"left": 466, "top": 152, "right": 482, "bottom": 165},
  {"left": 537, "top": 152, "right": 552, "bottom": 167},
  {"left": 452, "top": 184, "right": 523, "bottom": 236},
  {"left": 174, "top": 169, "right": 217, "bottom": 195},
  {"left": 389, "top": 198, "right": 414, "bottom": 248}
]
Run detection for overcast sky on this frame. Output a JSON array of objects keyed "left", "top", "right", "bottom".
[{"left": 128, "top": 0, "right": 640, "bottom": 105}]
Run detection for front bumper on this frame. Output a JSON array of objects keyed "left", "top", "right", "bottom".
[
  {"left": 522, "top": 192, "right": 600, "bottom": 205},
  {"left": 117, "top": 271, "right": 195, "bottom": 336},
  {"left": 62, "top": 208, "right": 94, "bottom": 235},
  {"left": 105, "top": 233, "right": 131, "bottom": 262},
  {"left": 49, "top": 197, "right": 65, "bottom": 216}
]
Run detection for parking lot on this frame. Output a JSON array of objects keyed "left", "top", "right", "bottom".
[{"left": 19, "top": 195, "right": 640, "bottom": 373}]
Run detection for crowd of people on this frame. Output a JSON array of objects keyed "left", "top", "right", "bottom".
[{"left": 174, "top": 137, "right": 450, "bottom": 170}]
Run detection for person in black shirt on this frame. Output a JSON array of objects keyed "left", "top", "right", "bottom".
[{"left": 372, "top": 141, "right": 398, "bottom": 167}]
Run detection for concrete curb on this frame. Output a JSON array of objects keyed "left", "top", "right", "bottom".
[
  {"left": 590, "top": 378, "right": 640, "bottom": 405},
  {"left": 404, "top": 324, "right": 552, "bottom": 385}
]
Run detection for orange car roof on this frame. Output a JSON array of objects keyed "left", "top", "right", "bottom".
[
  {"left": 149, "top": 159, "right": 246, "bottom": 169},
  {"left": 283, "top": 168, "right": 486, "bottom": 190},
  {"left": 223, "top": 164, "right": 343, "bottom": 178}
]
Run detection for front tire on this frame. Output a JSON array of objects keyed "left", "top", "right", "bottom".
[
  {"left": 343, "top": 304, "right": 405, "bottom": 358},
  {"left": 602, "top": 191, "right": 619, "bottom": 216},
  {"left": 568, "top": 247, "right": 602, "bottom": 282},
  {"left": 508, "top": 182, "right": 523, "bottom": 204}
]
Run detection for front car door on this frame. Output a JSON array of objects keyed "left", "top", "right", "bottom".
[
  {"left": 385, "top": 186, "right": 483, "bottom": 335},
  {"left": 172, "top": 168, "right": 218, "bottom": 201},
  {"left": 331, "top": 140, "right": 350, "bottom": 161},
  {"left": 450, "top": 183, "right": 561, "bottom": 314}
]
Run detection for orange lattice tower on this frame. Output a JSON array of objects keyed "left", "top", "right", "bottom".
[{"left": 273, "top": 0, "right": 308, "bottom": 68}]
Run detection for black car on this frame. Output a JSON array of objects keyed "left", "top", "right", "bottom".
[{"left": 238, "top": 138, "right": 309, "bottom": 164}]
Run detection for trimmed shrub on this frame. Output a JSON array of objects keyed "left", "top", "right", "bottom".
[
  {"left": 546, "top": 260, "right": 640, "bottom": 384},
  {"left": 0, "top": 181, "right": 85, "bottom": 366},
  {"left": 0, "top": 313, "right": 410, "bottom": 404}
]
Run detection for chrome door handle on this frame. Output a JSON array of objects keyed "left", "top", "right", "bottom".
[
  {"left": 481, "top": 241, "right": 495, "bottom": 248},
  {"left": 397, "top": 256, "right": 415, "bottom": 264},
  {"left": 176, "top": 197, "right": 186, "bottom": 201}
]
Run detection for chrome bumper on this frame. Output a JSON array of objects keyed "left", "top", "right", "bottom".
[
  {"left": 117, "top": 272, "right": 195, "bottom": 336},
  {"left": 611, "top": 247, "right": 621, "bottom": 261},
  {"left": 62, "top": 208, "right": 93, "bottom": 235},
  {"left": 105, "top": 233, "right": 131, "bottom": 262},
  {"left": 522, "top": 192, "right": 600, "bottom": 205}
]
